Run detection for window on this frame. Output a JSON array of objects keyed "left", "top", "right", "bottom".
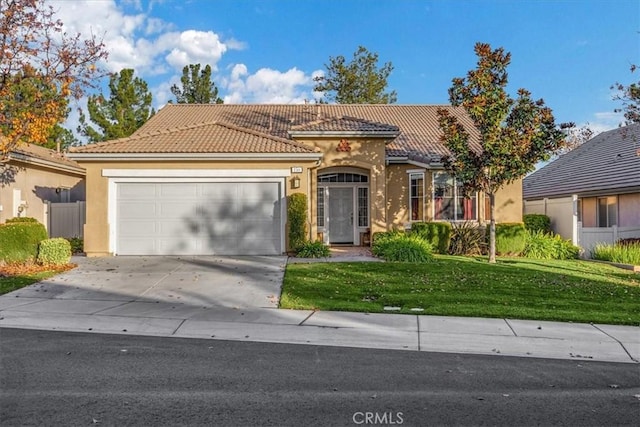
[
  {"left": 317, "top": 187, "right": 325, "bottom": 227},
  {"left": 409, "top": 173, "right": 424, "bottom": 221},
  {"left": 358, "top": 187, "right": 368, "bottom": 227},
  {"left": 318, "top": 173, "right": 368, "bottom": 183},
  {"left": 597, "top": 196, "right": 617, "bottom": 227},
  {"left": 433, "top": 171, "right": 477, "bottom": 221}
]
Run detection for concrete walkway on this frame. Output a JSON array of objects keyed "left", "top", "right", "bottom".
[{"left": 0, "top": 254, "right": 638, "bottom": 364}]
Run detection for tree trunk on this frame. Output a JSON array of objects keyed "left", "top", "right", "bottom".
[{"left": 489, "top": 192, "right": 496, "bottom": 264}]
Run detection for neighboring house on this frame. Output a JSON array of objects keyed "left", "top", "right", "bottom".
[
  {"left": 68, "top": 104, "right": 522, "bottom": 257},
  {"left": 0, "top": 144, "right": 86, "bottom": 227},
  {"left": 523, "top": 124, "right": 640, "bottom": 253}
]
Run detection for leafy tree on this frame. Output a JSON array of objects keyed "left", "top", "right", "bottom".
[
  {"left": 612, "top": 64, "right": 639, "bottom": 125},
  {"left": 0, "top": 0, "right": 107, "bottom": 158},
  {"left": 171, "top": 64, "right": 223, "bottom": 104},
  {"left": 437, "top": 42, "right": 566, "bottom": 263},
  {"left": 79, "top": 69, "right": 155, "bottom": 142},
  {"left": 313, "top": 46, "right": 397, "bottom": 104},
  {"left": 44, "top": 124, "right": 80, "bottom": 152}
]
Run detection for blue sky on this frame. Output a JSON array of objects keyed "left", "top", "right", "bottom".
[{"left": 51, "top": 0, "right": 639, "bottom": 134}]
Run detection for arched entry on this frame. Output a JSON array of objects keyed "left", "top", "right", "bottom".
[{"left": 317, "top": 168, "right": 370, "bottom": 245}]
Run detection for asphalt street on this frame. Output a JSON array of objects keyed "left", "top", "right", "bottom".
[{"left": 1, "top": 328, "right": 639, "bottom": 426}]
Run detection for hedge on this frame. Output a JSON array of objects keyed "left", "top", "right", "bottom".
[
  {"left": 495, "top": 222, "right": 527, "bottom": 256},
  {"left": 0, "top": 220, "right": 48, "bottom": 263},
  {"left": 411, "top": 222, "right": 451, "bottom": 254},
  {"left": 523, "top": 214, "right": 552, "bottom": 234},
  {"left": 288, "top": 193, "right": 308, "bottom": 251},
  {"left": 37, "top": 238, "right": 72, "bottom": 265}
]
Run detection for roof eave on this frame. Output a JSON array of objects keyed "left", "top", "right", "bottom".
[
  {"left": 8, "top": 152, "right": 85, "bottom": 175},
  {"left": 66, "top": 152, "right": 323, "bottom": 161}
]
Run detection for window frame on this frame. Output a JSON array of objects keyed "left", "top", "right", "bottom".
[
  {"left": 357, "top": 186, "right": 369, "bottom": 227},
  {"left": 408, "top": 171, "right": 425, "bottom": 222},
  {"left": 597, "top": 196, "right": 618, "bottom": 228},
  {"left": 432, "top": 171, "right": 478, "bottom": 222}
]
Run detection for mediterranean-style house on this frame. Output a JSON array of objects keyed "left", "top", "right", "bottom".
[
  {"left": 0, "top": 143, "right": 85, "bottom": 226},
  {"left": 524, "top": 124, "right": 640, "bottom": 252},
  {"left": 68, "top": 104, "right": 522, "bottom": 257}
]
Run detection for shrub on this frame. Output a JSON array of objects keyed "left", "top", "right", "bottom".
[
  {"left": 411, "top": 222, "right": 451, "bottom": 254},
  {"left": 0, "top": 220, "right": 48, "bottom": 263},
  {"left": 494, "top": 223, "right": 526, "bottom": 256},
  {"left": 523, "top": 230, "right": 580, "bottom": 260},
  {"left": 5, "top": 217, "right": 39, "bottom": 223},
  {"left": 37, "top": 238, "right": 72, "bottom": 265},
  {"left": 449, "top": 221, "right": 487, "bottom": 255},
  {"left": 523, "top": 214, "right": 552, "bottom": 234},
  {"left": 288, "top": 193, "right": 308, "bottom": 251},
  {"left": 296, "top": 240, "right": 331, "bottom": 258},
  {"left": 372, "top": 233, "right": 434, "bottom": 262},
  {"left": 66, "top": 237, "right": 84, "bottom": 254},
  {"left": 592, "top": 242, "right": 640, "bottom": 265}
]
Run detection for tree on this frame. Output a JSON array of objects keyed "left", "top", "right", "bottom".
[
  {"left": 437, "top": 42, "right": 566, "bottom": 263},
  {"left": 313, "top": 46, "right": 397, "bottom": 104},
  {"left": 171, "top": 63, "right": 223, "bottom": 104},
  {"left": 44, "top": 124, "right": 80, "bottom": 152},
  {"left": 0, "top": 0, "right": 107, "bottom": 158},
  {"left": 612, "top": 64, "right": 639, "bottom": 125},
  {"left": 78, "top": 69, "right": 155, "bottom": 142}
]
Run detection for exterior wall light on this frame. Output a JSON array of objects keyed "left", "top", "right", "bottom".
[{"left": 291, "top": 176, "right": 301, "bottom": 189}]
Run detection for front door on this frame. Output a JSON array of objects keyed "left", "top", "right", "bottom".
[{"left": 328, "top": 187, "right": 353, "bottom": 243}]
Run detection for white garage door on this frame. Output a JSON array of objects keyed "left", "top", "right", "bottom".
[{"left": 116, "top": 181, "right": 283, "bottom": 255}]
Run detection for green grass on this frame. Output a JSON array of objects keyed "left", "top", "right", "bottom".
[
  {"left": 281, "top": 256, "right": 640, "bottom": 325},
  {"left": 0, "top": 270, "right": 61, "bottom": 295}
]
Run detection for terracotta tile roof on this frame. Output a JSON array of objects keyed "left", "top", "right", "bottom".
[
  {"left": 73, "top": 104, "right": 480, "bottom": 162},
  {"left": 10, "top": 143, "right": 84, "bottom": 173},
  {"left": 71, "top": 121, "right": 318, "bottom": 154},
  {"left": 289, "top": 116, "right": 400, "bottom": 134},
  {"left": 524, "top": 124, "right": 640, "bottom": 199}
]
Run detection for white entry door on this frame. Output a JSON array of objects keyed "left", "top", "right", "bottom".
[{"left": 328, "top": 187, "right": 353, "bottom": 243}]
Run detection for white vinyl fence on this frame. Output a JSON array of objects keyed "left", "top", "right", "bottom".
[
  {"left": 578, "top": 224, "right": 640, "bottom": 257},
  {"left": 46, "top": 201, "right": 85, "bottom": 238}
]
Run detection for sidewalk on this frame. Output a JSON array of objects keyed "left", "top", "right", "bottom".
[{"left": 1, "top": 301, "right": 638, "bottom": 363}]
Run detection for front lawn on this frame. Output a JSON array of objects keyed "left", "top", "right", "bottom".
[
  {"left": 281, "top": 256, "right": 640, "bottom": 325},
  {"left": 0, "top": 264, "right": 74, "bottom": 295}
]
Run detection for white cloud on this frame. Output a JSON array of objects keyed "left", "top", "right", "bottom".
[
  {"left": 160, "top": 30, "right": 227, "bottom": 71},
  {"left": 582, "top": 112, "right": 624, "bottom": 135},
  {"left": 223, "top": 65, "right": 322, "bottom": 104}
]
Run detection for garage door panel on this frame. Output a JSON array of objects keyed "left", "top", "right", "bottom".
[
  {"left": 119, "top": 202, "right": 157, "bottom": 219},
  {"left": 159, "top": 183, "right": 197, "bottom": 197},
  {"left": 116, "top": 180, "right": 282, "bottom": 255},
  {"left": 159, "top": 202, "right": 195, "bottom": 219},
  {"left": 119, "top": 220, "right": 157, "bottom": 236},
  {"left": 201, "top": 184, "right": 238, "bottom": 199},
  {"left": 118, "top": 183, "right": 157, "bottom": 199}
]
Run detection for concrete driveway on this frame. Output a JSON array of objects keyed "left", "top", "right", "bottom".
[{"left": 2, "top": 255, "right": 287, "bottom": 310}]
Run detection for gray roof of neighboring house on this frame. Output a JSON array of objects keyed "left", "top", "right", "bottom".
[
  {"left": 9, "top": 144, "right": 85, "bottom": 175},
  {"left": 523, "top": 124, "right": 640, "bottom": 199},
  {"left": 70, "top": 104, "right": 480, "bottom": 164}
]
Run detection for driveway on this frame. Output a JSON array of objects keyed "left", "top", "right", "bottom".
[{"left": 1, "top": 255, "right": 287, "bottom": 310}]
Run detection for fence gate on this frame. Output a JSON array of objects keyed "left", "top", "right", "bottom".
[{"left": 46, "top": 201, "right": 85, "bottom": 238}]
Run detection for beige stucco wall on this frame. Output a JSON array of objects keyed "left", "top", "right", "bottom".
[
  {"left": 617, "top": 193, "right": 640, "bottom": 227},
  {"left": 79, "top": 160, "right": 318, "bottom": 256},
  {"left": 0, "top": 160, "right": 85, "bottom": 227},
  {"left": 493, "top": 179, "right": 523, "bottom": 223}
]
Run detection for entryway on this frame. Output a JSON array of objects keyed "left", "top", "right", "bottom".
[{"left": 317, "top": 169, "right": 370, "bottom": 246}]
